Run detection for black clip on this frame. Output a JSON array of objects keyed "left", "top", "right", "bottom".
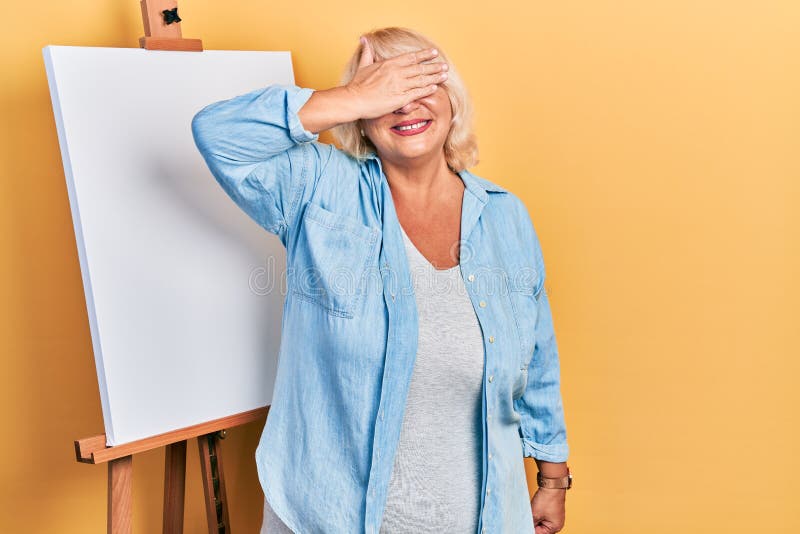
[{"left": 162, "top": 7, "right": 181, "bottom": 25}]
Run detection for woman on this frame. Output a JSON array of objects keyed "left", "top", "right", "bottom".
[{"left": 192, "top": 27, "right": 571, "bottom": 534}]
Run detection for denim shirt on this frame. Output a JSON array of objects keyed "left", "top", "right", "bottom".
[{"left": 191, "top": 83, "right": 569, "bottom": 534}]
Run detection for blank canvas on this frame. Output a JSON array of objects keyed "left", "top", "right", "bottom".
[{"left": 43, "top": 45, "right": 293, "bottom": 446}]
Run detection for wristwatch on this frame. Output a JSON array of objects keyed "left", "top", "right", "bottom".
[{"left": 536, "top": 468, "right": 573, "bottom": 490}]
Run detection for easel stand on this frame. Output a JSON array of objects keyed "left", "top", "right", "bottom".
[
  {"left": 75, "top": 407, "right": 269, "bottom": 534},
  {"left": 74, "top": 3, "right": 230, "bottom": 531},
  {"left": 139, "top": 0, "right": 203, "bottom": 51}
]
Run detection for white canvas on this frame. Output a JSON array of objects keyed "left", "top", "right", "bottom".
[{"left": 43, "top": 45, "right": 292, "bottom": 446}]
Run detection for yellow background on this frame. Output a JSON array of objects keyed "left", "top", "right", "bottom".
[{"left": 2, "top": 1, "right": 798, "bottom": 532}]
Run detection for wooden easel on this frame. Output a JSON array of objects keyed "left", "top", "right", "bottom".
[
  {"left": 74, "top": 5, "right": 257, "bottom": 533},
  {"left": 138, "top": 0, "right": 203, "bottom": 51},
  {"left": 75, "top": 406, "right": 269, "bottom": 533}
]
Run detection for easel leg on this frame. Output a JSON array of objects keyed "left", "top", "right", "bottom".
[
  {"left": 199, "top": 431, "right": 231, "bottom": 534},
  {"left": 108, "top": 455, "right": 133, "bottom": 534},
  {"left": 163, "top": 440, "right": 187, "bottom": 534}
]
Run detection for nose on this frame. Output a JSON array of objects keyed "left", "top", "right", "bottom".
[{"left": 394, "top": 99, "right": 421, "bottom": 114}]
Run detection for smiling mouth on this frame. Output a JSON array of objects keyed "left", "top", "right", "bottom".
[{"left": 390, "top": 120, "right": 432, "bottom": 136}]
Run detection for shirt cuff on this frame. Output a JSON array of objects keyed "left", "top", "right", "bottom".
[
  {"left": 521, "top": 438, "right": 569, "bottom": 463},
  {"left": 285, "top": 85, "right": 320, "bottom": 144}
]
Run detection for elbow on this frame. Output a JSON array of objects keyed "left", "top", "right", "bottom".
[
  {"left": 190, "top": 98, "right": 228, "bottom": 155},
  {"left": 190, "top": 109, "right": 230, "bottom": 187},
  {"left": 190, "top": 109, "right": 212, "bottom": 154}
]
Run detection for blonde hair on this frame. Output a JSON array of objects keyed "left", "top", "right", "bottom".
[{"left": 331, "top": 26, "right": 479, "bottom": 172}]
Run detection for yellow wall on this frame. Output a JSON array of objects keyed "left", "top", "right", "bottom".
[{"left": 2, "top": 1, "right": 797, "bottom": 532}]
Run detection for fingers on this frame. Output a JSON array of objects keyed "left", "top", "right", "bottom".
[
  {"left": 413, "top": 71, "right": 448, "bottom": 90},
  {"left": 357, "top": 35, "right": 374, "bottom": 68},
  {"left": 393, "top": 47, "right": 440, "bottom": 67},
  {"left": 396, "top": 49, "right": 448, "bottom": 92},
  {"left": 401, "top": 60, "right": 448, "bottom": 80},
  {"left": 406, "top": 83, "right": 440, "bottom": 101},
  {"left": 398, "top": 66, "right": 447, "bottom": 99}
]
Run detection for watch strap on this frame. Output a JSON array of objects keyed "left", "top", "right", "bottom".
[{"left": 536, "top": 470, "right": 573, "bottom": 490}]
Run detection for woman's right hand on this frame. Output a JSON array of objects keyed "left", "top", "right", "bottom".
[{"left": 344, "top": 37, "right": 449, "bottom": 120}]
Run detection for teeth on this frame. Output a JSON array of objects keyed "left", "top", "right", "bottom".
[{"left": 396, "top": 120, "right": 429, "bottom": 131}]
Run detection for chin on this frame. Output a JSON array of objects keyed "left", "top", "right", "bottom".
[
  {"left": 394, "top": 139, "right": 446, "bottom": 159},
  {"left": 395, "top": 146, "right": 438, "bottom": 161}
]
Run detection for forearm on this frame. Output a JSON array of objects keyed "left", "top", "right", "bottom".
[
  {"left": 297, "top": 86, "right": 363, "bottom": 134},
  {"left": 535, "top": 459, "right": 569, "bottom": 477}
]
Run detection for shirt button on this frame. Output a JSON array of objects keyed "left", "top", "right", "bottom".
[
  {"left": 380, "top": 409, "right": 385, "bottom": 420},
  {"left": 468, "top": 274, "right": 475, "bottom": 282},
  {"left": 481, "top": 527, "right": 486, "bottom": 534},
  {"left": 488, "top": 374, "right": 494, "bottom": 382},
  {"left": 479, "top": 300, "right": 486, "bottom": 308},
  {"left": 390, "top": 292, "right": 396, "bottom": 301},
  {"left": 488, "top": 452, "right": 493, "bottom": 460},
  {"left": 486, "top": 486, "right": 491, "bottom": 495},
  {"left": 487, "top": 414, "right": 492, "bottom": 421},
  {"left": 488, "top": 335, "right": 495, "bottom": 343}
]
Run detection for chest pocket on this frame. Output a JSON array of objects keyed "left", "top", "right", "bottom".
[
  {"left": 506, "top": 274, "right": 541, "bottom": 373},
  {"left": 291, "top": 201, "right": 381, "bottom": 319}
]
